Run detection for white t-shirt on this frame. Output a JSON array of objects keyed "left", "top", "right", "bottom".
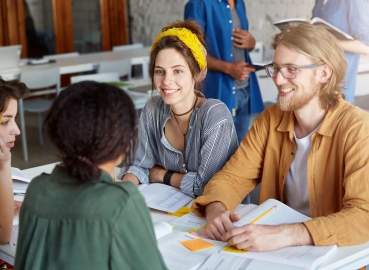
[{"left": 285, "top": 128, "right": 318, "bottom": 217}]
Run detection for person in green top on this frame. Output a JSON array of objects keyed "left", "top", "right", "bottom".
[{"left": 14, "top": 81, "right": 167, "bottom": 270}]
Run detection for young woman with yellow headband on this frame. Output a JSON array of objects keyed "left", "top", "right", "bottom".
[
  {"left": 0, "top": 78, "right": 28, "bottom": 244},
  {"left": 121, "top": 21, "right": 238, "bottom": 198}
]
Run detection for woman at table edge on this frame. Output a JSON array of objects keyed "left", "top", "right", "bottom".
[
  {"left": 120, "top": 20, "right": 238, "bottom": 198},
  {"left": 0, "top": 78, "right": 28, "bottom": 244}
]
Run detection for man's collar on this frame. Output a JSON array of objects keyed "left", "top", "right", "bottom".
[{"left": 276, "top": 98, "right": 345, "bottom": 139}]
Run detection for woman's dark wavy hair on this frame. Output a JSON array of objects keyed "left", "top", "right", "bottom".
[
  {"left": 0, "top": 77, "right": 29, "bottom": 114},
  {"left": 43, "top": 81, "right": 138, "bottom": 183}
]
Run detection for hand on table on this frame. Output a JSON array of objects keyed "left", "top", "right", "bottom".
[
  {"left": 223, "top": 223, "right": 313, "bottom": 252},
  {"left": 205, "top": 202, "right": 241, "bottom": 240},
  {"left": 233, "top": 28, "right": 255, "bottom": 50}
]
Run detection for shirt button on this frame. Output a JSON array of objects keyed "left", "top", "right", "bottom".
[
  {"left": 232, "top": 91, "right": 235, "bottom": 94},
  {"left": 230, "top": 53, "right": 233, "bottom": 57},
  {"left": 227, "top": 4, "right": 230, "bottom": 8},
  {"left": 291, "top": 152, "right": 294, "bottom": 155},
  {"left": 231, "top": 37, "right": 233, "bottom": 40},
  {"left": 232, "top": 86, "right": 235, "bottom": 90},
  {"left": 229, "top": 20, "right": 232, "bottom": 23}
]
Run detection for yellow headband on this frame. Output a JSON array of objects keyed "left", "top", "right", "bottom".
[{"left": 151, "top": 28, "right": 207, "bottom": 71}]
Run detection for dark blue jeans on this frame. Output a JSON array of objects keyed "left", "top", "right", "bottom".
[{"left": 234, "top": 85, "right": 250, "bottom": 143}]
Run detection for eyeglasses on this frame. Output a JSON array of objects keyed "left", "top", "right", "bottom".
[{"left": 265, "top": 63, "right": 323, "bottom": 79}]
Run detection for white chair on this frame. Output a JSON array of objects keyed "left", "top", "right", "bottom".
[
  {"left": 43, "top": 52, "right": 80, "bottom": 60},
  {"left": 112, "top": 44, "right": 148, "bottom": 79},
  {"left": 19, "top": 66, "right": 60, "bottom": 161},
  {"left": 70, "top": 72, "right": 120, "bottom": 84},
  {"left": 97, "top": 59, "right": 132, "bottom": 80},
  {"left": 112, "top": 43, "right": 143, "bottom": 51},
  {"left": 130, "top": 56, "right": 150, "bottom": 79},
  {"left": 70, "top": 72, "right": 150, "bottom": 110}
]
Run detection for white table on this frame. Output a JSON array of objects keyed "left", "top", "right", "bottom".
[
  {"left": 1, "top": 163, "right": 369, "bottom": 269},
  {"left": 0, "top": 46, "right": 151, "bottom": 81}
]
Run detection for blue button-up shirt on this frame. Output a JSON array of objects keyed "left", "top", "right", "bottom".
[{"left": 185, "top": 0, "right": 264, "bottom": 115}]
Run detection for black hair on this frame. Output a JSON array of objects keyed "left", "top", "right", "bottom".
[
  {"left": 0, "top": 78, "right": 29, "bottom": 114},
  {"left": 43, "top": 81, "right": 138, "bottom": 183}
]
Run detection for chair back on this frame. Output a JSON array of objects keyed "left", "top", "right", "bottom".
[
  {"left": 112, "top": 43, "right": 143, "bottom": 51},
  {"left": 43, "top": 52, "right": 80, "bottom": 60},
  {"left": 20, "top": 66, "right": 61, "bottom": 96},
  {"left": 70, "top": 72, "right": 120, "bottom": 84},
  {"left": 98, "top": 59, "right": 131, "bottom": 80}
]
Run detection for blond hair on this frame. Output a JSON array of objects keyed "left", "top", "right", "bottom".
[{"left": 272, "top": 24, "right": 347, "bottom": 110}]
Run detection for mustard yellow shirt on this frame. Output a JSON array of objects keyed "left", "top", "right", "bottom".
[{"left": 192, "top": 99, "right": 369, "bottom": 246}]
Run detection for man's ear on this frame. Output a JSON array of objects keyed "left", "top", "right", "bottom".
[{"left": 317, "top": 64, "right": 332, "bottom": 83}]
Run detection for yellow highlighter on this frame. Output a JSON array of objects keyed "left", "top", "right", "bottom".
[{"left": 250, "top": 205, "right": 277, "bottom": 224}]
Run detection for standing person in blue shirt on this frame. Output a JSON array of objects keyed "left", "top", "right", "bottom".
[
  {"left": 185, "top": 0, "right": 264, "bottom": 142},
  {"left": 313, "top": 0, "right": 369, "bottom": 104}
]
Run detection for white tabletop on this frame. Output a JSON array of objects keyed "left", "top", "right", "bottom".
[
  {"left": 0, "top": 46, "right": 151, "bottom": 80},
  {"left": 1, "top": 163, "right": 369, "bottom": 269}
]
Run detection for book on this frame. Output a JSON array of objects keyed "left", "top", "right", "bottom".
[
  {"left": 199, "top": 253, "right": 304, "bottom": 270},
  {"left": 126, "top": 84, "right": 153, "bottom": 94},
  {"left": 220, "top": 244, "right": 337, "bottom": 270},
  {"left": 273, "top": 17, "right": 354, "bottom": 40},
  {"left": 252, "top": 63, "right": 267, "bottom": 72},
  {"left": 11, "top": 167, "right": 32, "bottom": 194},
  {"left": 138, "top": 183, "right": 193, "bottom": 213},
  {"left": 153, "top": 222, "right": 227, "bottom": 270},
  {"left": 9, "top": 215, "right": 19, "bottom": 250},
  {"left": 232, "top": 198, "right": 311, "bottom": 227},
  {"left": 215, "top": 199, "right": 336, "bottom": 269}
]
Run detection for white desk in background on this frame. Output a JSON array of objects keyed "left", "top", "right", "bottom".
[
  {"left": 0, "top": 46, "right": 151, "bottom": 81},
  {"left": 1, "top": 163, "right": 369, "bottom": 269}
]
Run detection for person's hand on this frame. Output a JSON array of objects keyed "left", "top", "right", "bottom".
[
  {"left": 233, "top": 28, "right": 255, "bottom": 50},
  {"left": 149, "top": 165, "right": 167, "bottom": 183},
  {"left": 227, "top": 61, "right": 255, "bottom": 81},
  {"left": 223, "top": 223, "right": 313, "bottom": 252},
  {"left": 14, "top": 201, "right": 22, "bottom": 215},
  {"left": 0, "top": 138, "right": 11, "bottom": 170},
  {"left": 205, "top": 201, "right": 241, "bottom": 240}
]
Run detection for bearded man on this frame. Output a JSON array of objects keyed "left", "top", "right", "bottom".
[{"left": 191, "top": 24, "right": 369, "bottom": 251}]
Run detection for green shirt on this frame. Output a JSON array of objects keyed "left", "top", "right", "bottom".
[{"left": 15, "top": 165, "right": 167, "bottom": 270}]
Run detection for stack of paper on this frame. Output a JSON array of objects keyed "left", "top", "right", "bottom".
[{"left": 12, "top": 167, "right": 32, "bottom": 194}]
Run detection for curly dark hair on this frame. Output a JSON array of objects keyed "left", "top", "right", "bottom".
[
  {"left": 0, "top": 78, "right": 29, "bottom": 114},
  {"left": 43, "top": 81, "right": 138, "bottom": 183}
]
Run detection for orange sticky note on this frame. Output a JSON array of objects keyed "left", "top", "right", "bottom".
[
  {"left": 180, "top": 238, "right": 214, "bottom": 252},
  {"left": 222, "top": 245, "right": 248, "bottom": 253}
]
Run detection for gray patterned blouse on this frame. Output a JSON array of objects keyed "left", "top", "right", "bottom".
[{"left": 119, "top": 96, "right": 238, "bottom": 198}]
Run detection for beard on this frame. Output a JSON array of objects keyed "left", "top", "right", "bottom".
[{"left": 277, "top": 75, "right": 320, "bottom": 111}]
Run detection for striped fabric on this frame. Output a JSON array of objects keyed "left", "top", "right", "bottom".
[{"left": 119, "top": 96, "right": 238, "bottom": 198}]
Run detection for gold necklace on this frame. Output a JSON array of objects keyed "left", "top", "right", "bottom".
[{"left": 171, "top": 95, "right": 198, "bottom": 172}]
